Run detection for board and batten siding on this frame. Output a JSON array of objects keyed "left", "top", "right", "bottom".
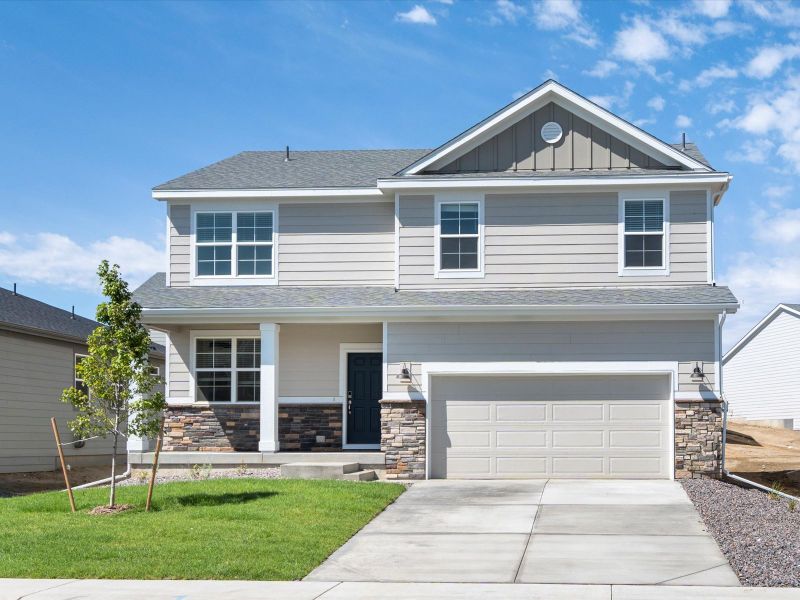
[
  {"left": 724, "top": 310, "right": 800, "bottom": 429},
  {"left": 167, "top": 201, "right": 394, "bottom": 287},
  {"left": 279, "top": 202, "right": 394, "bottom": 286},
  {"left": 434, "top": 101, "right": 668, "bottom": 173},
  {"left": 385, "top": 320, "right": 716, "bottom": 394},
  {"left": 398, "top": 190, "right": 708, "bottom": 288},
  {"left": 165, "top": 323, "right": 382, "bottom": 401},
  {"left": 0, "top": 330, "right": 115, "bottom": 472}
]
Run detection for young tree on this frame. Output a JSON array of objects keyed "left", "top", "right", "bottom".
[{"left": 62, "top": 261, "right": 166, "bottom": 507}]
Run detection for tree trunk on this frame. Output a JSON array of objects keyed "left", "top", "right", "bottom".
[{"left": 109, "top": 412, "right": 119, "bottom": 507}]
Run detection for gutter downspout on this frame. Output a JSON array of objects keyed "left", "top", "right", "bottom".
[
  {"left": 718, "top": 310, "right": 800, "bottom": 503},
  {"left": 70, "top": 462, "right": 131, "bottom": 491}
]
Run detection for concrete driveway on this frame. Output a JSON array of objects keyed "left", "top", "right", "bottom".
[{"left": 307, "top": 480, "right": 739, "bottom": 586}]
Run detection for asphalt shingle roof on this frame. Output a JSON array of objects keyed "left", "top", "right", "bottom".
[
  {"left": 152, "top": 143, "right": 715, "bottom": 192},
  {"left": 0, "top": 286, "right": 165, "bottom": 354},
  {"left": 134, "top": 273, "right": 737, "bottom": 311}
]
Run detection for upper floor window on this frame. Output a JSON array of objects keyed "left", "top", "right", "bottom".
[
  {"left": 195, "top": 211, "right": 274, "bottom": 279},
  {"left": 619, "top": 193, "right": 670, "bottom": 277},
  {"left": 435, "top": 196, "right": 484, "bottom": 278}
]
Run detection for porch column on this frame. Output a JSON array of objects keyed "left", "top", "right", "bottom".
[{"left": 258, "top": 323, "right": 280, "bottom": 452}]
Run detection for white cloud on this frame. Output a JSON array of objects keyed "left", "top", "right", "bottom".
[
  {"left": 693, "top": 0, "right": 731, "bottom": 18},
  {"left": 584, "top": 60, "right": 618, "bottom": 78},
  {"left": 612, "top": 18, "right": 671, "bottom": 63},
  {"left": 744, "top": 45, "right": 800, "bottom": 79},
  {"left": 588, "top": 95, "right": 615, "bottom": 110},
  {"left": 589, "top": 81, "right": 635, "bottom": 111},
  {"left": 764, "top": 184, "right": 793, "bottom": 198},
  {"left": 707, "top": 98, "right": 736, "bottom": 115},
  {"left": 0, "top": 232, "right": 162, "bottom": 292},
  {"left": 742, "top": 0, "right": 800, "bottom": 27},
  {"left": 678, "top": 64, "right": 737, "bottom": 91},
  {"left": 533, "top": 0, "right": 598, "bottom": 47},
  {"left": 647, "top": 95, "right": 666, "bottom": 111},
  {"left": 753, "top": 206, "right": 800, "bottom": 244},
  {"left": 395, "top": 5, "right": 437, "bottom": 25},
  {"left": 675, "top": 114, "right": 693, "bottom": 128},
  {"left": 725, "top": 138, "right": 775, "bottom": 164},
  {"left": 732, "top": 76, "right": 800, "bottom": 171},
  {"left": 490, "top": 0, "right": 526, "bottom": 24}
]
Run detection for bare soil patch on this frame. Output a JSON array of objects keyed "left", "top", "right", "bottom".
[
  {"left": 0, "top": 465, "right": 112, "bottom": 497},
  {"left": 726, "top": 420, "right": 800, "bottom": 496},
  {"left": 88, "top": 503, "right": 135, "bottom": 516}
]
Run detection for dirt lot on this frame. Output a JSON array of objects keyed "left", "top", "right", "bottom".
[
  {"left": 726, "top": 419, "right": 800, "bottom": 496},
  {"left": 0, "top": 465, "right": 112, "bottom": 497}
]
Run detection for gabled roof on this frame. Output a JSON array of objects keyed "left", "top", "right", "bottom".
[
  {"left": 134, "top": 273, "right": 738, "bottom": 317},
  {"left": 0, "top": 286, "right": 165, "bottom": 355},
  {"left": 153, "top": 149, "right": 429, "bottom": 191},
  {"left": 400, "top": 80, "right": 713, "bottom": 175},
  {"left": 723, "top": 303, "right": 800, "bottom": 364}
]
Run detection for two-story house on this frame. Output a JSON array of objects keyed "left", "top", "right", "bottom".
[{"left": 133, "top": 80, "right": 738, "bottom": 480}]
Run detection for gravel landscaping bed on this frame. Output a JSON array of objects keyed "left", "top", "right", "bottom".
[
  {"left": 119, "top": 467, "right": 280, "bottom": 486},
  {"left": 683, "top": 477, "right": 800, "bottom": 587}
]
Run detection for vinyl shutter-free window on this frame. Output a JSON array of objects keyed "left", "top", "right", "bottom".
[
  {"left": 439, "top": 202, "right": 479, "bottom": 271},
  {"left": 196, "top": 213, "right": 232, "bottom": 276},
  {"left": 195, "top": 337, "right": 261, "bottom": 403},
  {"left": 624, "top": 199, "right": 664, "bottom": 268}
]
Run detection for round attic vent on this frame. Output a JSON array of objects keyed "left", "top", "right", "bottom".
[{"left": 540, "top": 121, "right": 563, "bottom": 144}]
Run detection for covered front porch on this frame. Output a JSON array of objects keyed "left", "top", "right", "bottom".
[{"left": 135, "top": 321, "right": 391, "bottom": 459}]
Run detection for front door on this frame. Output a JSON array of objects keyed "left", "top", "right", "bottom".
[{"left": 346, "top": 352, "right": 382, "bottom": 445}]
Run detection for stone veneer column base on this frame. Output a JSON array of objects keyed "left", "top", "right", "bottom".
[
  {"left": 278, "top": 404, "right": 343, "bottom": 451},
  {"left": 380, "top": 399, "right": 426, "bottom": 480},
  {"left": 674, "top": 400, "right": 723, "bottom": 479}
]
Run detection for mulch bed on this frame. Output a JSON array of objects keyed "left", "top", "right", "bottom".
[
  {"left": 683, "top": 478, "right": 800, "bottom": 587},
  {"left": 88, "top": 504, "right": 135, "bottom": 516}
]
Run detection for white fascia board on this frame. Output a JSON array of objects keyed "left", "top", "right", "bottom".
[
  {"left": 141, "top": 303, "right": 738, "bottom": 324},
  {"left": 723, "top": 303, "right": 800, "bottom": 364},
  {"left": 152, "top": 188, "right": 386, "bottom": 200},
  {"left": 400, "top": 81, "right": 710, "bottom": 175},
  {"left": 379, "top": 173, "right": 731, "bottom": 192}
]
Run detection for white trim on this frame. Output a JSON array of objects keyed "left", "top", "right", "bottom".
[
  {"left": 339, "top": 342, "right": 383, "bottom": 449},
  {"left": 707, "top": 190, "right": 715, "bottom": 284},
  {"left": 714, "top": 315, "right": 721, "bottom": 394},
  {"left": 154, "top": 188, "right": 386, "bottom": 200},
  {"left": 259, "top": 323, "right": 280, "bottom": 452},
  {"left": 394, "top": 193, "right": 400, "bottom": 290},
  {"left": 382, "top": 322, "right": 389, "bottom": 393},
  {"left": 434, "top": 192, "right": 485, "bottom": 279},
  {"left": 378, "top": 173, "right": 731, "bottom": 192},
  {"left": 279, "top": 396, "right": 343, "bottom": 405},
  {"left": 165, "top": 204, "right": 171, "bottom": 287},
  {"left": 723, "top": 304, "right": 800, "bottom": 364},
  {"left": 399, "top": 81, "right": 709, "bottom": 175},
  {"left": 419, "top": 362, "right": 678, "bottom": 480},
  {"left": 675, "top": 391, "right": 721, "bottom": 401},
  {"left": 190, "top": 207, "right": 278, "bottom": 286},
  {"left": 618, "top": 190, "right": 670, "bottom": 277},
  {"left": 164, "top": 330, "right": 171, "bottom": 400}
]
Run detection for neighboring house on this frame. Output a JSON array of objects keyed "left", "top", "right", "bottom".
[
  {"left": 723, "top": 304, "right": 800, "bottom": 430},
  {"left": 133, "top": 80, "right": 738, "bottom": 480},
  {"left": 0, "top": 287, "right": 164, "bottom": 473}
]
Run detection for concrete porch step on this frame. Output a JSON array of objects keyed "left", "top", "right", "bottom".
[
  {"left": 281, "top": 462, "right": 363, "bottom": 480},
  {"left": 343, "top": 469, "right": 378, "bottom": 481}
]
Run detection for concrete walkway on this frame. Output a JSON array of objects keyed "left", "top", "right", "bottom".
[
  {"left": 3, "top": 580, "right": 800, "bottom": 600},
  {"left": 307, "top": 479, "right": 740, "bottom": 585}
]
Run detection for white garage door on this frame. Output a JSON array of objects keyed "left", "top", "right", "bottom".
[{"left": 430, "top": 375, "right": 672, "bottom": 479}]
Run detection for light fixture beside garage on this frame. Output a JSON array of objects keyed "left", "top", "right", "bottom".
[
  {"left": 692, "top": 362, "right": 705, "bottom": 378},
  {"left": 397, "top": 365, "right": 412, "bottom": 383},
  {"left": 540, "top": 121, "right": 563, "bottom": 144}
]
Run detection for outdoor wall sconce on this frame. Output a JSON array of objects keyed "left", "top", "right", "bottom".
[
  {"left": 692, "top": 362, "right": 705, "bottom": 378},
  {"left": 397, "top": 365, "right": 412, "bottom": 383}
]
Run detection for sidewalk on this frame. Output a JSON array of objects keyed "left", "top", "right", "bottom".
[{"left": 3, "top": 579, "right": 799, "bottom": 600}]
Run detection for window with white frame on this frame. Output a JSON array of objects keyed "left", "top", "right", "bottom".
[
  {"left": 74, "top": 354, "right": 88, "bottom": 395},
  {"left": 195, "top": 337, "right": 260, "bottom": 403},
  {"left": 623, "top": 199, "right": 665, "bottom": 268},
  {"left": 439, "top": 202, "right": 480, "bottom": 271},
  {"left": 195, "top": 211, "right": 274, "bottom": 278}
]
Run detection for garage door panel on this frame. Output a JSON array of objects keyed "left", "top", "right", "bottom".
[
  {"left": 496, "top": 430, "right": 547, "bottom": 448},
  {"left": 496, "top": 403, "right": 546, "bottom": 422},
  {"left": 431, "top": 375, "right": 671, "bottom": 480},
  {"left": 552, "top": 403, "right": 604, "bottom": 422}
]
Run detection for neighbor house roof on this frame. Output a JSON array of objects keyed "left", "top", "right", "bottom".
[
  {"left": 0, "top": 286, "right": 165, "bottom": 355},
  {"left": 724, "top": 303, "right": 800, "bottom": 364},
  {"left": 152, "top": 144, "right": 713, "bottom": 192},
  {"left": 134, "top": 273, "right": 738, "bottom": 317}
]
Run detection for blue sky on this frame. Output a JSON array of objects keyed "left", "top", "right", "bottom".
[{"left": 1, "top": 0, "right": 798, "bottom": 348}]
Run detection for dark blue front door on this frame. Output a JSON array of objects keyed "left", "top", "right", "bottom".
[{"left": 347, "top": 353, "right": 382, "bottom": 445}]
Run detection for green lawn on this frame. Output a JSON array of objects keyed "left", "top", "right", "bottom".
[{"left": 0, "top": 478, "right": 404, "bottom": 580}]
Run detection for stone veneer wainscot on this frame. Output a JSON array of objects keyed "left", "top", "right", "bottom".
[
  {"left": 674, "top": 400, "right": 723, "bottom": 479},
  {"left": 380, "top": 399, "right": 426, "bottom": 480}
]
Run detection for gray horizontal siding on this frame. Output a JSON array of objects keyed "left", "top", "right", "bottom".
[
  {"left": 398, "top": 191, "right": 708, "bottom": 288},
  {"left": 279, "top": 201, "right": 394, "bottom": 286},
  {"left": 386, "top": 320, "right": 715, "bottom": 393},
  {"left": 169, "top": 204, "right": 191, "bottom": 288}
]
